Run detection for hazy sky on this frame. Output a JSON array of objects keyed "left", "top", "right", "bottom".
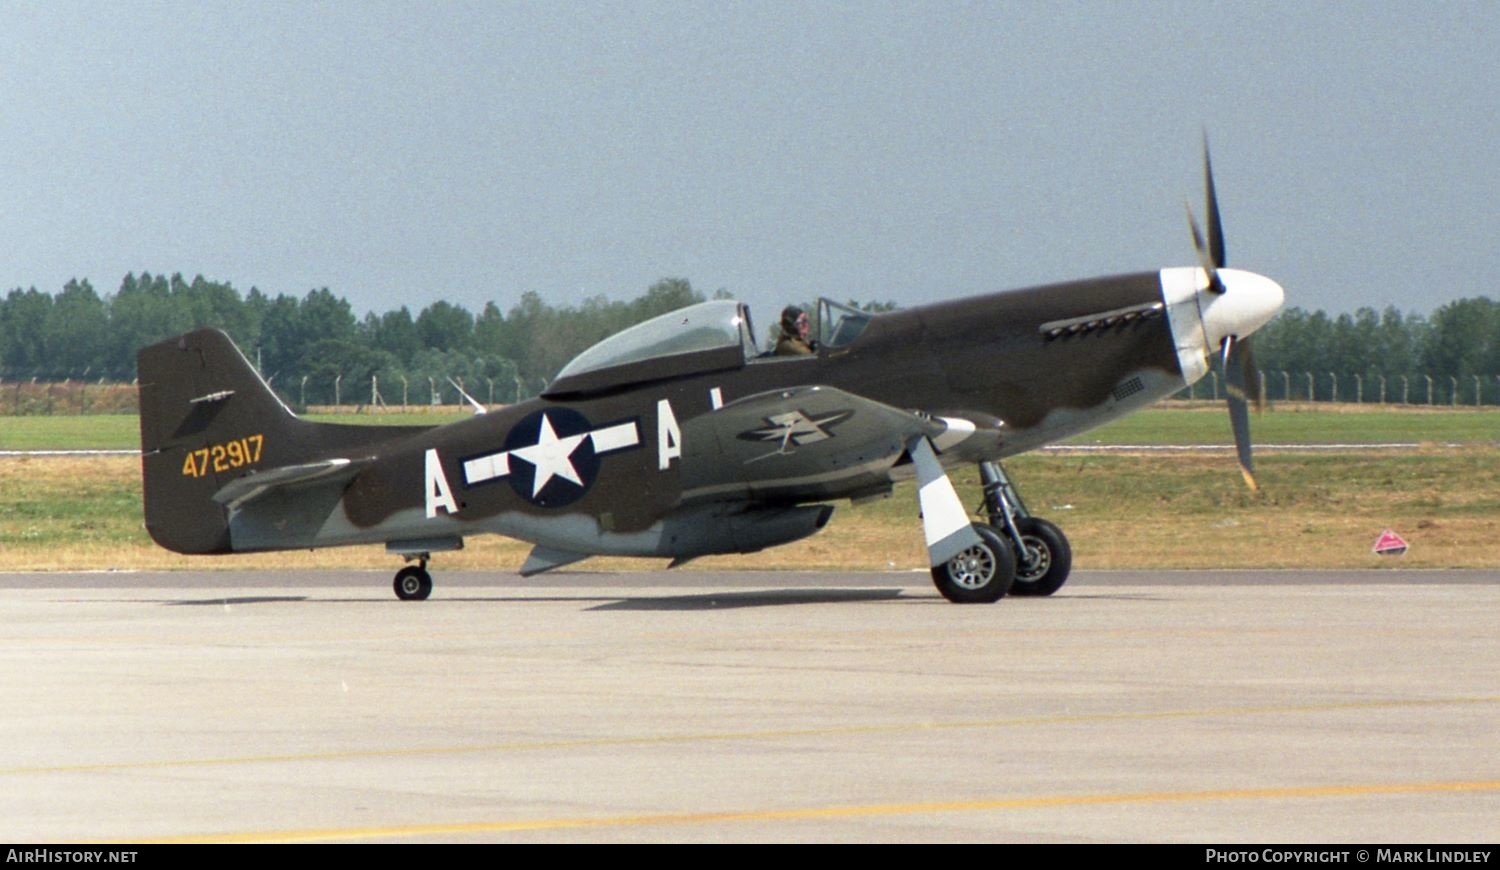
[{"left": 3, "top": 1, "right": 1496, "bottom": 327}]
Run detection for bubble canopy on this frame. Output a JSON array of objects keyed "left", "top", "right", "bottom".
[{"left": 555, "top": 300, "right": 757, "bottom": 380}]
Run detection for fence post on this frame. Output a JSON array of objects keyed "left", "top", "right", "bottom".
[{"left": 1328, "top": 372, "right": 1337, "bottom": 403}]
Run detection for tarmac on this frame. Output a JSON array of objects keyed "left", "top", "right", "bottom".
[{"left": 1, "top": 569, "right": 1496, "bottom": 843}]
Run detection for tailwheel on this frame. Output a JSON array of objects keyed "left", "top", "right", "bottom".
[
  {"left": 1005, "top": 516, "right": 1072, "bottom": 597},
  {"left": 931, "top": 524, "right": 1016, "bottom": 604},
  {"left": 394, "top": 564, "right": 433, "bottom": 601}
]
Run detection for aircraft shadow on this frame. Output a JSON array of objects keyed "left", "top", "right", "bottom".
[
  {"left": 587, "top": 588, "right": 906, "bottom": 611},
  {"left": 165, "top": 596, "right": 310, "bottom": 606},
  {"left": 149, "top": 590, "right": 906, "bottom": 609},
  {"left": 149, "top": 590, "right": 1154, "bottom": 609}
]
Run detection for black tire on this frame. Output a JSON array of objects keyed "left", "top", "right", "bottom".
[
  {"left": 1005, "top": 517, "right": 1072, "bottom": 597},
  {"left": 931, "top": 524, "right": 1016, "bottom": 604},
  {"left": 394, "top": 566, "right": 433, "bottom": 601}
]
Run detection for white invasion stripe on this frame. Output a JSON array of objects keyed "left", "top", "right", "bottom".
[
  {"left": 589, "top": 422, "right": 640, "bottom": 453},
  {"left": 918, "top": 476, "right": 971, "bottom": 548},
  {"left": 931, "top": 417, "right": 976, "bottom": 452},
  {"left": 463, "top": 452, "right": 510, "bottom": 484}
]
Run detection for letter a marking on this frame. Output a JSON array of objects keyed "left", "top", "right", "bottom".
[{"left": 425, "top": 448, "right": 458, "bottom": 517}]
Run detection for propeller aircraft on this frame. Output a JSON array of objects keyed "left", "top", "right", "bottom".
[{"left": 137, "top": 145, "right": 1283, "bottom": 603}]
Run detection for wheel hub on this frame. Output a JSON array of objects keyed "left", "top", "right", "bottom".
[
  {"left": 1017, "top": 535, "right": 1051, "bottom": 581},
  {"left": 950, "top": 546, "right": 996, "bottom": 589}
]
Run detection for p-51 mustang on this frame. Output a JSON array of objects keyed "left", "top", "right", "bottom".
[{"left": 138, "top": 147, "right": 1283, "bottom": 603}]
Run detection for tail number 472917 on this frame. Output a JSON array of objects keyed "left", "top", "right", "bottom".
[{"left": 181, "top": 434, "right": 265, "bottom": 478}]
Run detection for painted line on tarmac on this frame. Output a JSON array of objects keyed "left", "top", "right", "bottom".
[
  {"left": 14, "top": 695, "right": 1498, "bottom": 778},
  {"left": 1042, "top": 442, "right": 1463, "bottom": 453},
  {"left": 0, "top": 449, "right": 138, "bottom": 456},
  {"left": 141, "top": 778, "right": 1500, "bottom": 843}
]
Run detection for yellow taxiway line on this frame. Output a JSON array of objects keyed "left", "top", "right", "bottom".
[{"left": 141, "top": 779, "right": 1500, "bottom": 843}]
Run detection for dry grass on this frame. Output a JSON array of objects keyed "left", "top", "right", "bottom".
[{"left": 2, "top": 448, "right": 1496, "bottom": 573}]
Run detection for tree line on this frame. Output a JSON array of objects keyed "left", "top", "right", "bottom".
[
  {"left": 1, "top": 272, "right": 1497, "bottom": 406},
  {"left": 1252, "top": 299, "right": 1500, "bottom": 404},
  {"left": 0, "top": 273, "right": 717, "bottom": 405}
]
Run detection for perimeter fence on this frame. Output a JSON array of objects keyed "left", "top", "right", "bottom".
[{"left": 4, "top": 370, "right": 1500, "bottom": 415}]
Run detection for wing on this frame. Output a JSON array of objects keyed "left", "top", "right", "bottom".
[
  {"left": 680, "top": 384, "right": 991, "bottom": 567},
  {"left": 678, "top": 384, "right": 984, "bottom": 504}
]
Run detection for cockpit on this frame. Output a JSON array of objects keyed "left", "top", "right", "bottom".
[
  {"left": 545, "top": 298, "right": 879, "bottom": 396},
  {"left": 553, "top": 299, "right": 757, "bottom": 383},
  {"left": 814, "top": 298, "right": 873, "bottom": 350}
]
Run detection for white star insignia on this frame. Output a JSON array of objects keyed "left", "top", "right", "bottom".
[
  {"left": 461, "top": 414, "right": 641, "bottom": 500},
  {"left": 509, "top": 413, "right": 587, "bottom": 497}
]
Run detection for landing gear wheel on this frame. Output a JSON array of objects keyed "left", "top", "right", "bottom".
[
  {"left": 394, "top": 565, "right": 433, "bottom": 601},
  {"left": 931, "top": 524, "right": 1016, "bottom": 604},
  {"left": 1005, "top": 517, "right": 1072, "bottom": 597}
]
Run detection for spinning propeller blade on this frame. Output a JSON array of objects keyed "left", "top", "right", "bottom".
[
  {"left": 1220, "top": 335, "right": 1258, "bottom": 491},
  {"left": 1193, "top": 137, "right": 1262, "bottom": 491}
]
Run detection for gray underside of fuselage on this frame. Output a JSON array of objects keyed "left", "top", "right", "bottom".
[{"left": 228, "top": 488, "right": 833, "bottom": 562}]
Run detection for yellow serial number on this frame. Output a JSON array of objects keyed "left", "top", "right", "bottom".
[{"left": 182, "top": 434, "right": 264, "bottom": 478}]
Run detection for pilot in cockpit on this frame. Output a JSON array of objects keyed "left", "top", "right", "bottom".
[{"left": 774, "top": 306, "right": 816, "bottom": 356}]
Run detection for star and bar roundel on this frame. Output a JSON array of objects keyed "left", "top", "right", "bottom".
[{"left": 460, "top": 409, "right": 641, "bottom": 508}]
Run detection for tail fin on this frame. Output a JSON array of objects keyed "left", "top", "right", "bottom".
[
  {"left": 137, "top": 329, "right": 435, "bottom": 554},
  {"left": 137, "top": 329, "right": 310, "bottom": 553}
]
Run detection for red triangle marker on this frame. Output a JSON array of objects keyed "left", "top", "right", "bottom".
[{"left": 1372, "top": 529, "right": 1408, "bottom": 556}]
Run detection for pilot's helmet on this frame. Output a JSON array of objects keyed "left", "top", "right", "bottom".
[{"left": 780, "top": 305, "right": 807, "bottom": 334}]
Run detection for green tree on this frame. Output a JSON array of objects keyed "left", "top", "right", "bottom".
[
  {"left": 0, "top": 287, "right": 52, "bottom": 376},
  {"left": 415, "top": 300, "right": 475, "bottom": 353},
  {"left": 1422, "top": 297, "right": 1500, "bottom": 402},
  {"left": 300, "top": 339, "right": 400, "bottom": 406},
  {"left": 362, "top": 307, "right": 421, "bottom": 365},
  {"left": 45, "top": 279, "right": 110, "bottom": 378}
]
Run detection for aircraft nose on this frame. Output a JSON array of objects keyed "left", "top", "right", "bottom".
[{"left": 1199, "top": 268, "right": 1285, "bottom": 346}]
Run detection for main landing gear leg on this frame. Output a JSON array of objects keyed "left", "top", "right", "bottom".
[
  {"left": 909, "top": 435, "right": 1015, "bottom": 603},
  {"left": 979, "top": 461, "right": 1073, "bottom": 596},
  {"left": 393, "top": 554, "right": 434, "bottom": 601}
]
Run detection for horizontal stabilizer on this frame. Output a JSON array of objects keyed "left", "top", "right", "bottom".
[{"left": 212, "top": 457, "right": 368, "bottom": 511}]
